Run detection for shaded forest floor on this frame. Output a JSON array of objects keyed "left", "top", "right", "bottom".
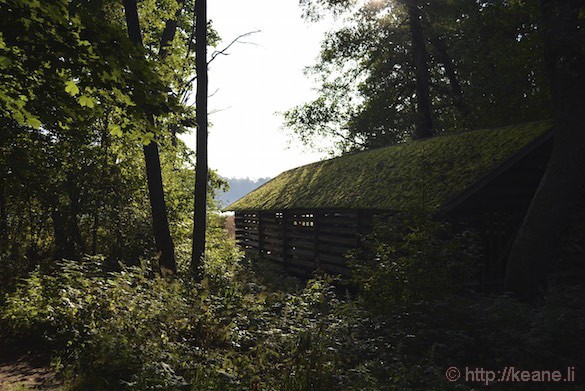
[{"left": 0, "top": 342, "right": 62, "bottom": 390}]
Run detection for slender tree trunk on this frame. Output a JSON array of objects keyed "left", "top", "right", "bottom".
[
  {"left": 52, "top": 208, "right": 75, "bottom": 260},
  {"left": 143, "top": 142, "right": 176, "bottom": 272},
  {"left": 427, "top": 31, "right": 471, "bottom": 126},
  {"left": 159, "top": 0, "right": 185, "bottom": 58},
  {"left": 66, "top": 174, "right": 86, "bottom": 255},
  {"left": 0, "top": 175, "right": 6, "bottom": 254},
  {"left": 92, "top": 211, "right": 99, "bottom": 255},
  {"left": 122, "top": 0, "right": 177, "bottom": 273},
  {"left": 405, "top": 0, "right": 433, "bottom": 139},
  {"left": 191, "top": 0, "right": 208, "bottom": 276},
  {"left": 505, "top": 0, "right": 585, "bottom": 300}
]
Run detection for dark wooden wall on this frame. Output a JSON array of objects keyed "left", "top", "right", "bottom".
[
  {"left": 451, "top": 138, "right": 553, "bottom": 283},
  {"left": 235, "top": 209, "right": 373, "bottom": 276}
]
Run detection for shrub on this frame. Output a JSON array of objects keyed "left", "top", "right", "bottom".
[{"left": 350, "top": 212, "right": 479, "bottom": 313}]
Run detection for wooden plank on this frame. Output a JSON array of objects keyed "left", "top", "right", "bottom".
[
  {"left": 286, "top": 257, "right": 316, "bottom": 270},
  {"left": 318, "top": 252, "right": 349, "bottom": 265},
  {"left": 288, "top": 236, "right": 314, "bottom": 247},
  {"left": 260, "top": 216, "right": 282, "bottom": 224},
  {"left": 318, "top": 216, "right": 358, "bottom": 225},
  {"left": 322, "top": 211, "right": 358, "bottom": 218},
  {"left": 262, "top": 228, "right": 283, "bottom": 237},
  {"left": 263, "top": 236, "right": 283, "bottom": 245},
  {"left": 266, "top": 253, "right": 285, "bottom": 263},
  {"left": 289, "top": 246, "right": 315, "bottom": 258},
  {"left": 243, "top": 239, "right": 260, "bottom": 248},
  {"left": 319, "top": 234, "right": 358, "bottom": 246},
  {"left": 318, "top": 225, "right": 357, "bottom": 235},
  {"left": 243, "top": 231, "right": 259, "bottom": 240},
  {"left": 317, "top": 242, "right": 354, "bottom": 254}
]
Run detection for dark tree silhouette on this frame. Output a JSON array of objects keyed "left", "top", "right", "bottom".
[
  {"left": 191, "top": 0, "right": 208, "bottom": 276},
  {"left": 404, "top": 0, "right": 433, "bottom": 139},
  {"left": 506, "top": 0, "right": 585, "bottom": 300},
  {"left": 122, "top": 0, "right": 177, "bottom": 273}
]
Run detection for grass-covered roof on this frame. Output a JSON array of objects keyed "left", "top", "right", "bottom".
[{"left": 227, "top": 122, "right": 552, "bottom": 212}]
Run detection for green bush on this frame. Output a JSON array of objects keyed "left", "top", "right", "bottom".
[
  {"left": 1, "top": 257, "right": 206, "bottom": 389},
  {"left": 2, "top": 217, "right": 584, "bottom": 390},
  {"left": 350, "top": 213, "right": 479, "bottom": 313}
]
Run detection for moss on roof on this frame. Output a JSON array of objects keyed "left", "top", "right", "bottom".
[{"left": 228, "top": 122, "right": 552, "bottom": 212}]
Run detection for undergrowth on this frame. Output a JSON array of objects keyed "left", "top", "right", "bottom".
[{"left": 1, "top": 216, "right": 584, "bottom": 390}]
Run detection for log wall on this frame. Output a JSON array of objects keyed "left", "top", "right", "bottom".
[{"left": 235, "top": 210, "right": 373, "bottom": 276}]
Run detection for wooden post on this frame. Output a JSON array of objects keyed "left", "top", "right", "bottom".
[
  {"left": 282, "top": 211, "right": 289, "bottom": 266},
  {"left": 356, "top": 210, "right": 362, "bottom": 248},
  {"left": 313, "top": 212, "right": 320, "bottom": 269},
  {"left": 258, "top": 211, "right": 265, "bottom": 255}
]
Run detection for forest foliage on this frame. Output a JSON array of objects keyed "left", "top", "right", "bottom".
[{"left": 286, "top": 0, "right": 553, "bottom": 153}]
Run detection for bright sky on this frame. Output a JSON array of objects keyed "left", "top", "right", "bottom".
[{"left": 180, "top": 0, "right": 331, "bottom": 179}]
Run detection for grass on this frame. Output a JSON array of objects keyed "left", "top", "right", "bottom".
[{"left": 228, "top": 121, "right": 552, "bottom": 212}]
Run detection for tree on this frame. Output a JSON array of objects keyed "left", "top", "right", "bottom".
[
  {"left": 0, "top": 0, "right": 203, "bottom": 275},
  {"left": 505, "top": 0, "right": 585, "bottom": 300},
  {"left": 191, "top": 0, "right": 208, "bottom": 275},
  {"left": 122, "top": 0, "right": 177, "bottom": 274},
  {"left": 404, "top": 0, "right": 433, "bottom": 139},
  {"left": 286, "top": 0, "right": 550, "bottom": 154}
]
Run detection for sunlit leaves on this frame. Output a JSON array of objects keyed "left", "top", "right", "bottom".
[
  {"left": 113, "top": 88, "right": 135, "bottom": 107},
  {"left": 25, "top": 115, "right": 42, "bottom": 129},
  {"left": 0, "top": 0, "right": 186, "bottom": 143},
  {"left": 109, "top": 123, "right": 123, "bottom": 137},
  {"left": 65, "top": 80, "right": 80, "bottom": 96},
  {"left": 141, "top": 132, "right": 155, "bottom": 145},
  {"left": 78, "top": 94, "right": 96, "bottom": 108}
]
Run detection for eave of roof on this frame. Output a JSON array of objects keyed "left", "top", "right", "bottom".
[{"left": 227, "top": 121, "right": 553, "bottom": 212}]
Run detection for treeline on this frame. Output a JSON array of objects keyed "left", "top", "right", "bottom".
[
  {"left": 217, "top": 177, "right": 271, "bottom": 207},
  {"left": 287, "top": 0, "right": 554, "bottom": 152}
]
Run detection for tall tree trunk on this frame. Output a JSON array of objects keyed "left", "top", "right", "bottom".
[
  {"left": 159, "top": 0, "right": 185, "bottom": 58},
  {"left": 405, "top": 0, "right": 434, "bottom": 139},
  {"left": 91, "top": 210, "right": 99, "bottom": 255},
  {"left": 122, "top": 0, "right": 177, "bottom": 273},
  {"left": 66, "top": 173, "right": 86, "bottom": 255},
  {"left": 505, "top": 0, "right": 585, "bottom": 300},
  {"left": 191, "top": 0, "right": 208, "bottom": 276},
  {"left": 52, "top": 208, "right": 75, "bottom": 260},
  {"left": 427, "top": 31, "right": 472, "bottom": 127},
  {"left": 0, "top": 174, "right": 6, "bottom": 254}
]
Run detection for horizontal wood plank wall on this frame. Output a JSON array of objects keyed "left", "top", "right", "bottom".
[{"left": 235, "top": 210, "right": 373, "bottom": 276}]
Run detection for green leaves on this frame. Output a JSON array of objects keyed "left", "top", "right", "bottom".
[
  {"left": 108, "top": 123, "right": 123, "bottom": 137},
  {"left": 25, "top": 115, "right": 42, "bottom": 129},
  {"left": 65, "top": 80, "right": 80, "bottom": 96},
  {"left": 141, "top": 132, "right": 155, "bottom": 145},
  {"left": 0, "top": 56, "right": 11, "bottom": 69},
  {"left": 78, "top": 94, "right": 96, "bottom": 108}
]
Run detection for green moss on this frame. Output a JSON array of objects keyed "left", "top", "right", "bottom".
[{"left": 228, "top": 122, "right": 552, "bottom": 212}]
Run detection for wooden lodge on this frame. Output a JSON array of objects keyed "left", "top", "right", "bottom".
[{"left": 226, "top": 122, "right": 554, "bottom": 281}]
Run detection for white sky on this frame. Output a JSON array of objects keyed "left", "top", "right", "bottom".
[{"left": 180, "top": 0, "right": 331, "bottom": 179}]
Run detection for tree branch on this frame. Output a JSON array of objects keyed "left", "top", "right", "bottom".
[{"left": 208, "top": 30, "right": 261, "bottom": 65}]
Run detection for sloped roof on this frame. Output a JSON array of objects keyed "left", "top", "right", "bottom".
[{"left": 227, "top": 122, "right": 553, "bottom": 212}]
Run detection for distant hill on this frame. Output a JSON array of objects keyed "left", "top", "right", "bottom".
[{"left": 217, "top": 177, "right": 271, "bottom": 209}]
